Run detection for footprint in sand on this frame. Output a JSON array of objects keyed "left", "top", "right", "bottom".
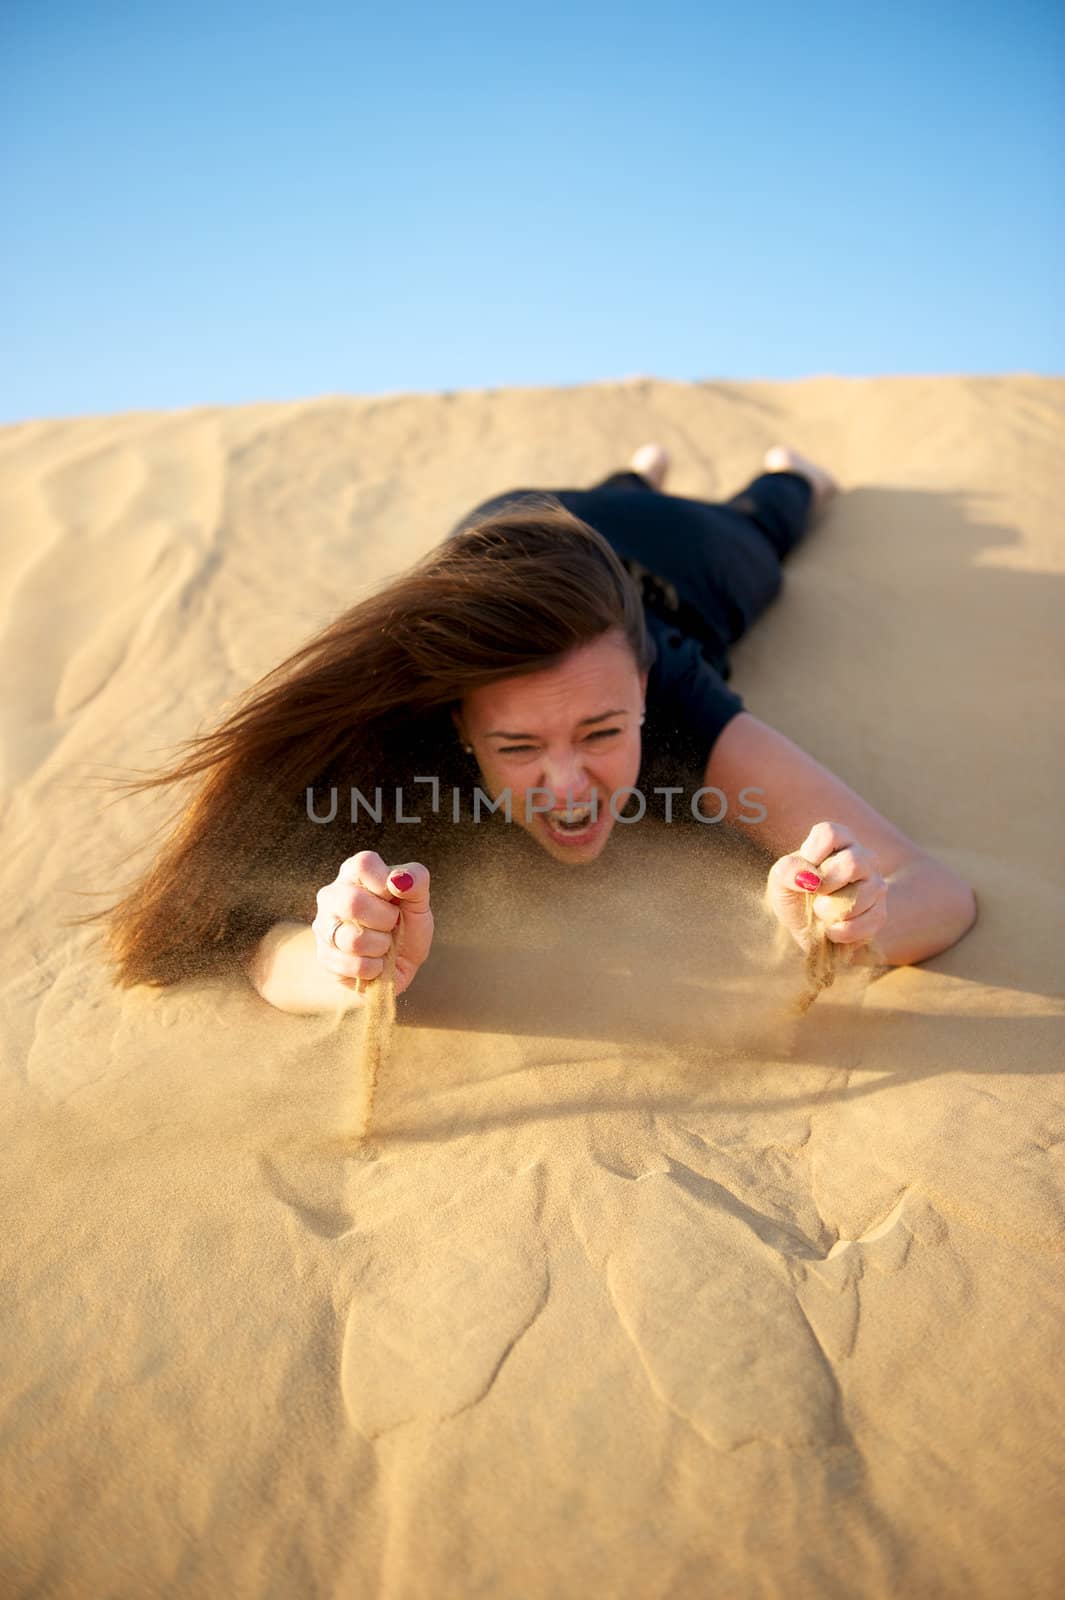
[
  {"left": 572, "top": 1150, "right": 949, "bottom": 1452},
  {"left": 339, "top": 1163, "right": 550, "bottom": 1439},
  {"left": 260, "top": 1144, "right": 551, "bottom": 1441},
  {"left": 571, "top": 1156, "right": 842, "bottom": 1453}
]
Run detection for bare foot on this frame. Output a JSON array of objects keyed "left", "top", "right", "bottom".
[
  {"left": 629, "top": 442, "right": 670, "bottom": 490},
  {"left": 764, "top": 445, "right": 839, "bottom": 517}
]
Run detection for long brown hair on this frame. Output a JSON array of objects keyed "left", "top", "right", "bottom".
[{"left": 79, "top": 497, "right": 652, "bottom": 987}]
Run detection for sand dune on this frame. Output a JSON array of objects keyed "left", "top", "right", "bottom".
[{"left": 1, "top": 377, "right": 1063, "bottom": 1598}]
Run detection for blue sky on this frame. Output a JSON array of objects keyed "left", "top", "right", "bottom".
[{"left": 3, "top": 0, "right": 1063, "bottom": 421}]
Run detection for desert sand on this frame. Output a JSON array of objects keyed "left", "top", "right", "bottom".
[{"left": 1, "top": 376, "right": 1063, "bottom": 1598}]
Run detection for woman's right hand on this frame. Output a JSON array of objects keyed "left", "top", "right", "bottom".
[{"left": 312, "top": 851, "right": 434, "bottom": 998}]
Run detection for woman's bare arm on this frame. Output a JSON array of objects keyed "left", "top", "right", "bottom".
[
  {"left": 245, "top": 921, "right": 364, "bottom": 1015},
  {"left": 703, "top": 712, "right": 977, "bottom": 965}
]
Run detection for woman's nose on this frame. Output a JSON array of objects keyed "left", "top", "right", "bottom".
[{"left": 539, "top": 749, "right": 590, "bottom": 797}]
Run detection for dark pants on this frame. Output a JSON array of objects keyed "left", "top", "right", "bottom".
[{"left": 450, "top": 468, "right": 814, "bottom": 675}]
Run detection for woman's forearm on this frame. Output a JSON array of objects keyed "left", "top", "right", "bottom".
[
  {"left": 245, "top": 920, "right": 364, "bottom": 1014},
  {"left": 875, "top": 855, "right": 977, "bottom": 966}
]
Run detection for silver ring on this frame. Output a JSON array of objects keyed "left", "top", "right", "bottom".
[{"left": 328, "top": 915, "right": 345, "bottom": 950}]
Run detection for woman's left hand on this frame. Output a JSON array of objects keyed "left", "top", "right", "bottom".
[{"left": 767, "top": 819, "right": 888, "bottom": 952}]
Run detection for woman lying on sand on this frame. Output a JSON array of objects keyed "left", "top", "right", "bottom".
[{"left": 95, "top": 446, "right": 976, "bottom": 1013}]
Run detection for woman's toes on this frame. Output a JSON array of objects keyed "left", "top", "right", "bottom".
[{"left": 629, "top": 442, "right": 670, "bottom": 490}]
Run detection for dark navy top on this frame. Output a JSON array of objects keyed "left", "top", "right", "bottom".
[{"left": 637, "top": 611, "right": 745, "bottom": 791}]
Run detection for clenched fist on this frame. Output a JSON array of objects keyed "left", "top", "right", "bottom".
[
  {"left": 312, "top": 850, "right": 434, "bottom": 997},
  {"left": 767, "top": 820, "right": 888, "bottom": 953}
]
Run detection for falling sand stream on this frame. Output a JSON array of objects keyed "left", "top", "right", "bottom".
[
  {"left": 352, "top": 943, "right": 397, "bottom": 1143},
  {"left": 794, "top": 880, "right": 881, "bottom": 1015}
]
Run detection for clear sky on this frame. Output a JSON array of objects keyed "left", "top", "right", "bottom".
[{"left": 4, "top": 0, "right": 1063, "bottom": 421}]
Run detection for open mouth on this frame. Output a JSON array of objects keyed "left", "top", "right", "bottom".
[
  {"left": 548, "top": 805, "right": 594, "bottom": 832},
  {"left": 541, "top": 804, "right": 603, "bottom": 846}
]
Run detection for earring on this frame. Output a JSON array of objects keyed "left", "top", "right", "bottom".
[
  {"left": 639, "top": 713, "right": 646, "bottom": 725},
  {"left": 463, "top": 743, "right": 473, "bottom": 753}
]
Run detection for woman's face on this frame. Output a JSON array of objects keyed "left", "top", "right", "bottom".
[{"left": 455, "top": 630, "right": 647, "bottom": 865}]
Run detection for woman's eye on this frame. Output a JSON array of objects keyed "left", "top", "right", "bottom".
[{"left": 494, "top": 728, "right": 621, "bottom": 756}]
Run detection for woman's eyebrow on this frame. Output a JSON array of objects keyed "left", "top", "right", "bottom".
[
  {"left": 486, "top": 709, "right": 629, "bottom": 738},
  {"left": 578, "top": 708, "right": 629, "bottom": 726}
]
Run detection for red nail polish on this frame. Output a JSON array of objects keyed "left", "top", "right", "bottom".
[
  {"left": 795, "top": 870, "right": 822, "bottom": 891},
  {"left": 389, "top": 871, "right": 414, "bottom": 892}
]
